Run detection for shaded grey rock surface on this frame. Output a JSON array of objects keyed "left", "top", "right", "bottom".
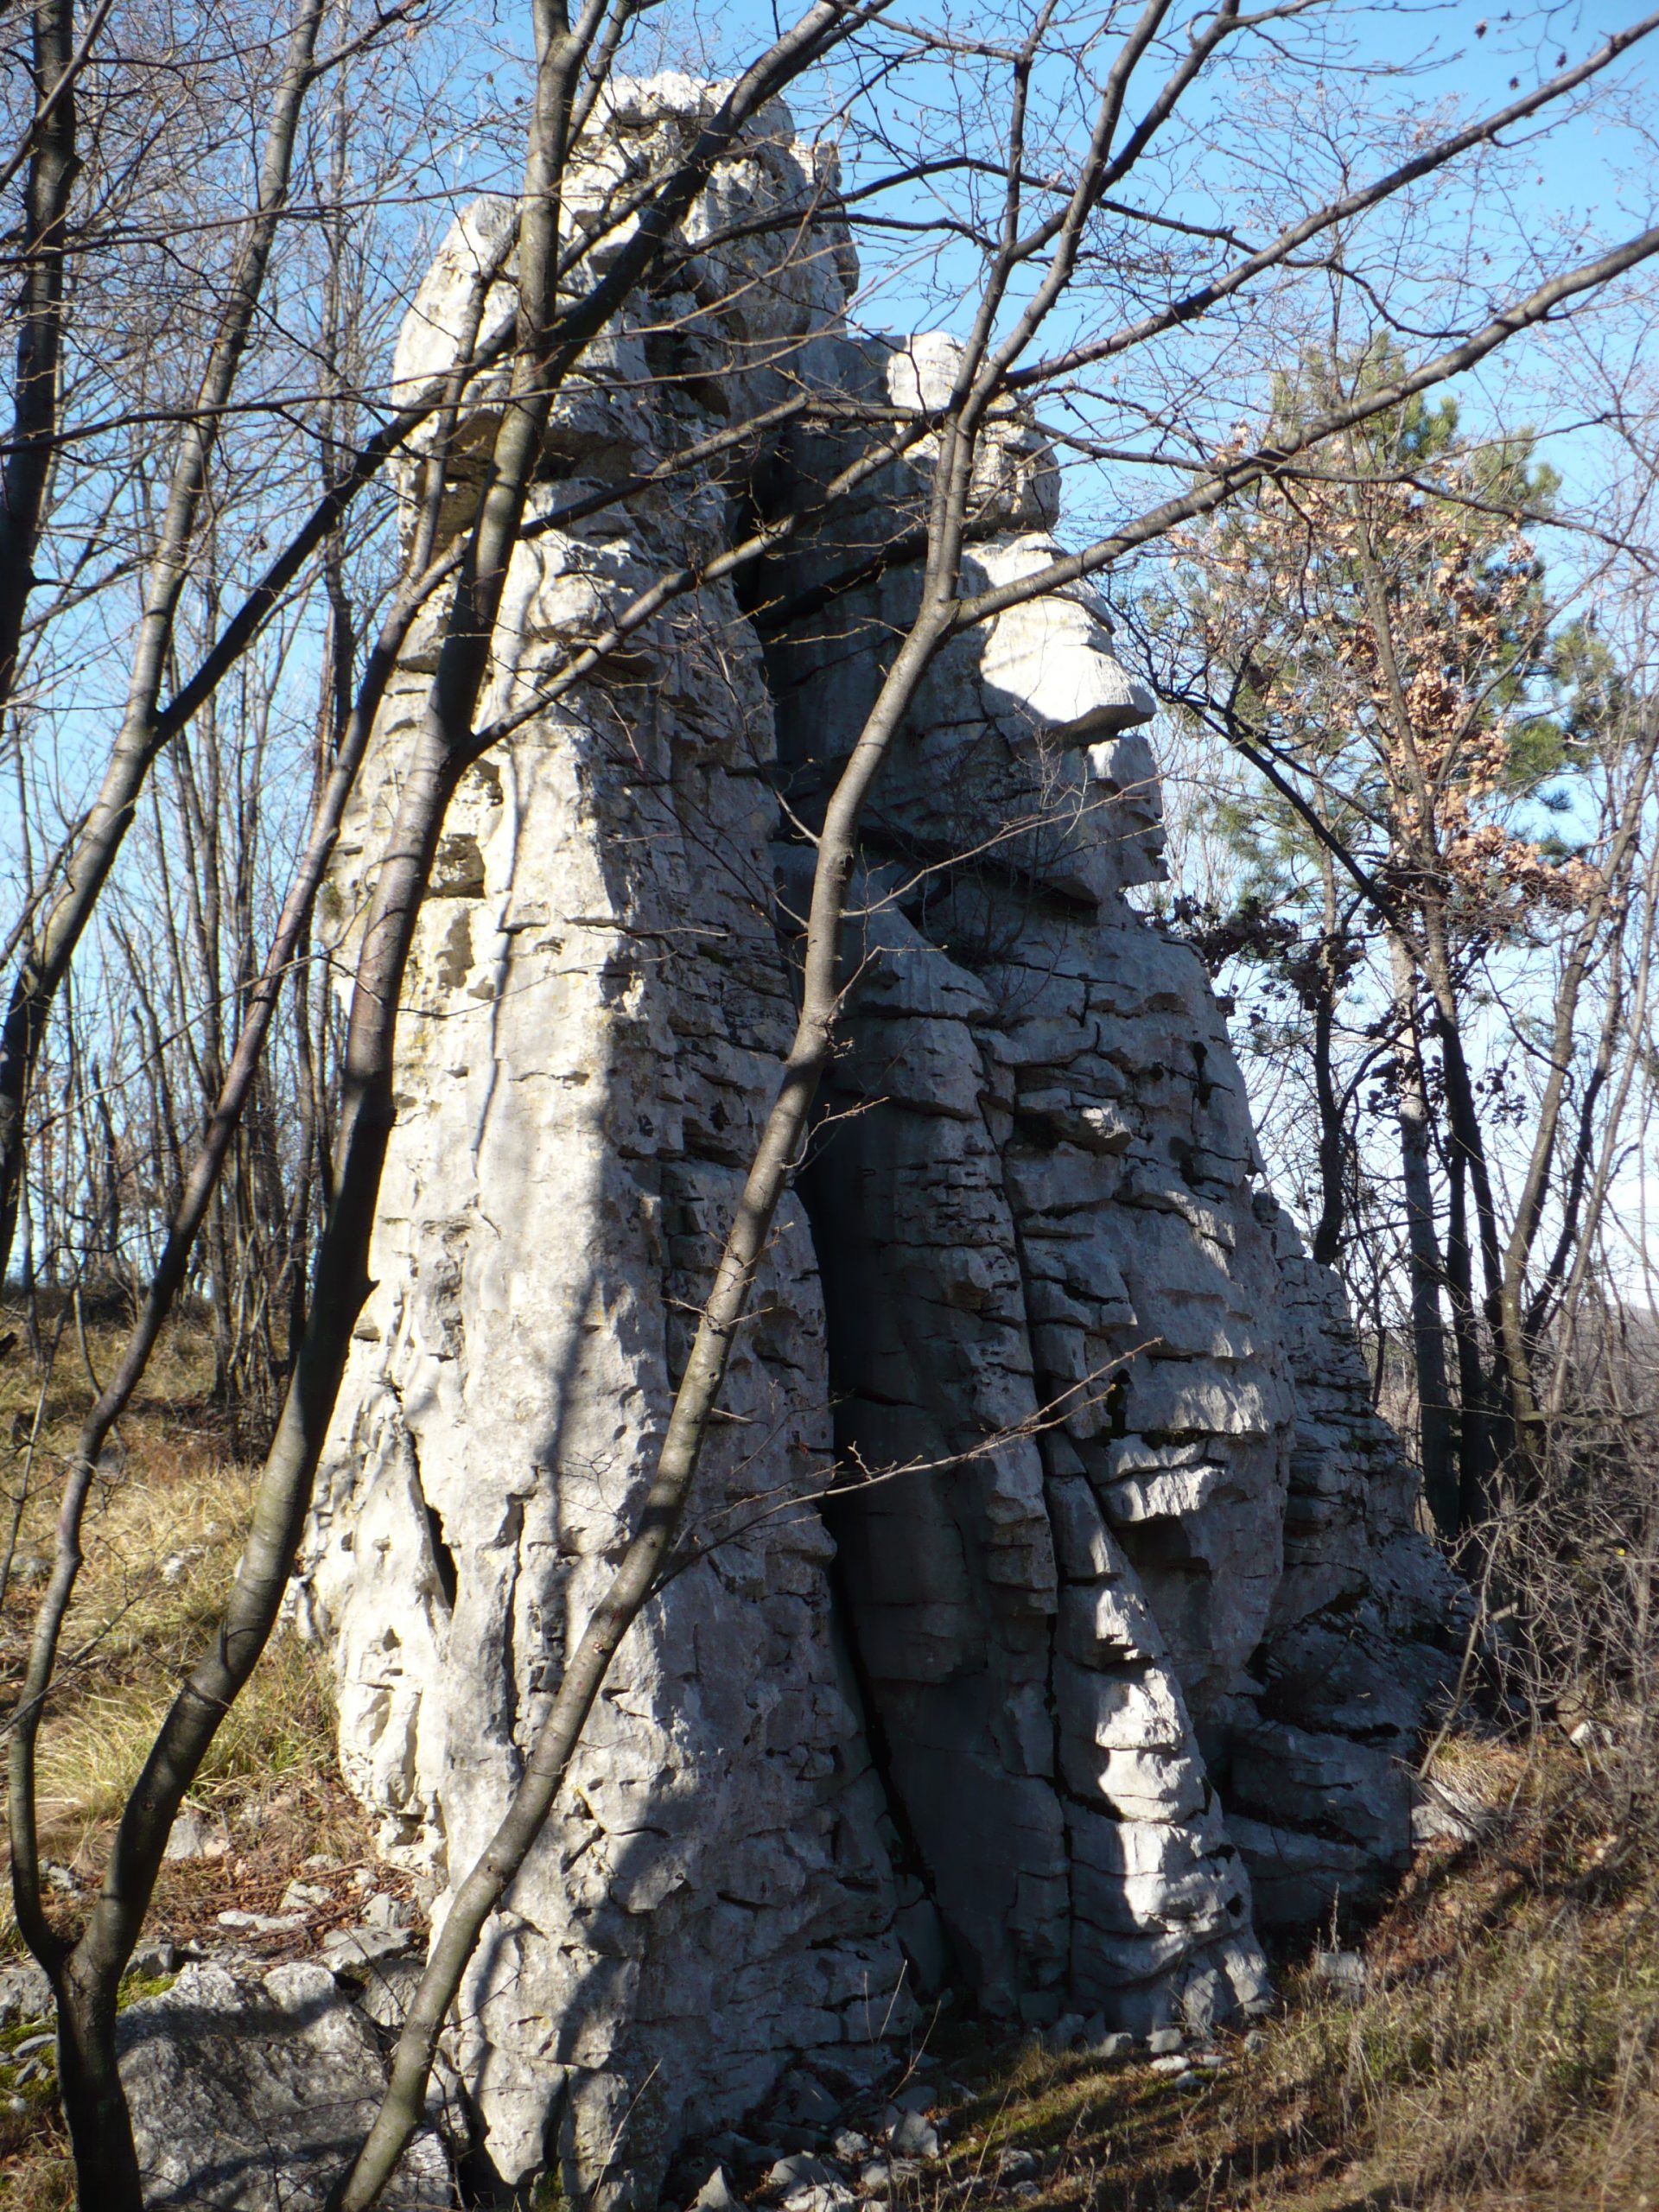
[
  {"left": 118, "top": 1961, "right": 453, "bottom": 2209},
  {"left": 0, "top": 1960, "right": 51, "bottom": 2027},
  {"left": 692, "top": 2168, "right": 749, "bottom": 2212},
  {"left": 296, "top": 68, "right": 1453, "bottom": 2211},
  {"left": 762, "top": 330, "right": 1451, "bottom": 2031}
]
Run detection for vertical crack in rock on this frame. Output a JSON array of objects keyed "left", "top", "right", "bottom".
[
  {"left": 423, "top": 1499, "right": 459, "bottom": 1614},
  {"left": 294, "top": 74, "right": 1458, "bottom": 2206}
]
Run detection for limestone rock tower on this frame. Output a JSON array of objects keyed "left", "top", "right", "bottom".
[{"left": 298, "top": 78, "right": 1452, "bottom": 2202}]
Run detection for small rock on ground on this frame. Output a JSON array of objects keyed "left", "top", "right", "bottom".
[
  {"left": 886, "top": 2083, "right": 937, "bottom": 2115},
  {"left": 691, "top": 2164, "right": 747, "bottom": 2212},
  {"left": 1088, "top": 2031, "right": 1135, "bottom": 2062},
  {"left": 321, "top": 1923, "right": 414, "bottom": 1972},
  {"left": 279, "top": 1881, "right": 332, "bottom": 1912},
  {"left": 216, "top": 1910, "right": 306, "bottom": 1937},
  {"left": 0, "top": 1961, "right": 52, "bottom": 2026},
  {"left": 359, "top": 1892, "right": 414, "bottom": 1931},
  {"left": 887, "top": 2111, "right": 939, "bottom": 2159},
  {"left": 762, "top": 2154, "right": 838, "bottom": 2196},
  {"left": 1313, "top": 1950, "right": 1367, "bottom": 1998},
  {"left": 781, "top": 2187, "right": 855, "bottom": 2212},
  {"left": 163, "top": 1804, "right": 230, "bottom": 1861},
  {"left": 118, "top": 1959, "right": 451, "bottom": 2209}
]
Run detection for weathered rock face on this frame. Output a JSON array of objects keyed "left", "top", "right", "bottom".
[{"left": 297, "top": 77, "right": 1452, "bottom": 2203}]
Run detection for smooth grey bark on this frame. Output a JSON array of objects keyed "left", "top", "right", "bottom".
[
  {"left": 1307, "top": 854, "right": 1351, "bottom": 1268},
  {"left": 0, "top": 0, "right": 84, "bottom": 1261},
  {"left": 0, "top": 0, "right": 82, "bottom": 709}
]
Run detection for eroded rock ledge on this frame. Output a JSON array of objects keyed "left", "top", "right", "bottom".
[{"left": 296, "top": 76, "right": 1453, "bottom": 2206}]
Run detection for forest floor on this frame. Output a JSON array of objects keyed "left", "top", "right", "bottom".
[{"left": 1, "top": 1303, "right": 1656, "bottom": 2210}]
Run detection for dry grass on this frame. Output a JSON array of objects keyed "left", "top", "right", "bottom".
[
  {"left": 0, "top": 1297, "right": 365, "bottom": 1868},
  {"left": 891, "top": 1738, "right": 1659, "bottom": 2212},
  {"left": 0, "top": 1298, "right": 375, "bottom": 2206},
  {"left": 0, "top": 2135, "right": 72, "bottom": 2212},
  {"left": 3, "top": 1305, "right": 1659, "bottom": 2210}
]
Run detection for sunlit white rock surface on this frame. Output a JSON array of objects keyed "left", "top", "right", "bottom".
[{"left": 297, "top": 76, "right": 1452, "bottom": 2208}]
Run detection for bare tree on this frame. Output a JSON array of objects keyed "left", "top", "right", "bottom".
[
  {"left": 8, "top": 1, "right": 899, "bottom": 2196},
  {"left": 4, "top": 3, "right": 1659, "bottom": 2204}
]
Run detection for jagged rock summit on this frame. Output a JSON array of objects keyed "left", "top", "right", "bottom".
[{"left": 297, "top": 77, "right": 1452, "bottom": 2206}]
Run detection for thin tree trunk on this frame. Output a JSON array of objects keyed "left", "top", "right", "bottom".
[
  {"left": 1308, "top": 852, "right": 1347, "bottom": 1267},
  {"left": 7, "top": 549, "right": 446, "bottom": 2204},
  {"left": 1547, "top": 813, "right": 1659, "bottom": 1414},
  {"left": 1427, "top": 946, "right": 1520, "bottom": 1489},
  {"left": 1386, "top": 928, "right": 1456, "bottom": 1533},
  {"left": 1444, "top": 1128, "right": 1492, "bottom": 1529},
  {"left": 0, "top": 0, "right": 80, "bottom": 1294},
  {"left": 0, "top": 0, "right": 81, "bottom": 716},
  {"left": 1497, "top": 719, "right": 1658, "bottom": 1427},
  {"left": 12, "top": 5, "right": 873, "bottom": 2194}
]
